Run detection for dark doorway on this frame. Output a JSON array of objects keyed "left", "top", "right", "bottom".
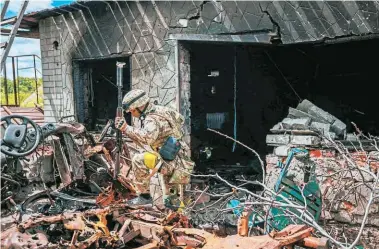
[
  {"left": 186, "top": 38, "right": 379, "bottom": 169},
  {"left": 74, "top": 57, "right": 130, "bottom": 131}
]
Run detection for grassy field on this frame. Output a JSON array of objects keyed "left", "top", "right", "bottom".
[{"left": 1, "top": 77, "right": 43, "bottom": 107}]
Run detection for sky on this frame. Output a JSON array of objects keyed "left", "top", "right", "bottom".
[{"left": 1, "top": 0, "right": 75, "bottom": 78}]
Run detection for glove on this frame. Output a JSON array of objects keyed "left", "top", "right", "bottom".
[{"left": 115, "top": 116, "right": 127, "bottom": 132}]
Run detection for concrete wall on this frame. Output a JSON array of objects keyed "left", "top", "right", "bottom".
[{"left": 38, "top": 1, "right": 379, "bottom": 123}]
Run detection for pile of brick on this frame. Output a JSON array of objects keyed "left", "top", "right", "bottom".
[
  {"left": 266, "top": 99, "right": 347, "bottom": 150},
  {"left": 264, "top": 100, "right": 379, "bottom": 247}
]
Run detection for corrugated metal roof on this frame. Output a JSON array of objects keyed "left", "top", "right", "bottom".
[{"left": 1, "top": 107, "right": 44, "bottom": 126}]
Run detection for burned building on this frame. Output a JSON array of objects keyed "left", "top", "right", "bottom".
[{"left": 10, "top": 1, "right": 379, "bottom": 166}]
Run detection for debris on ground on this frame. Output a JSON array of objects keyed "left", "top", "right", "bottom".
[{"left": 1, "top": 101, "right": 378, "bottom": 248}]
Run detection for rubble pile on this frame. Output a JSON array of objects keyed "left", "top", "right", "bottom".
[
  {"left": 266, "top": 99, "right": 348, "bottom": 149},
  {"left": 265, "top": 99, "right": 379, "bottom": 247}
]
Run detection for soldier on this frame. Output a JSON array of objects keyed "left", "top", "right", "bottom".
[{"left": 115, "top": 89, "right": 194, "bottom": 207}]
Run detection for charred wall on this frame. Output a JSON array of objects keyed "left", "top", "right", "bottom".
[{"left": 38, "top": 1, "right": 379, "bottom": 123}]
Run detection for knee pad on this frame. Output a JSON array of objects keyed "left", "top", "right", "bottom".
[{"left": 143, "top": 152, "right": 159, "bottom": 170}]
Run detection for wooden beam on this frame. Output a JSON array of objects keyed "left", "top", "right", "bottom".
[
  {"left": 1, "top": 28, "right": 39, "bottom": 39},
  {"left": 23, "top": 16, "right": 38, "bottom": 23},
  {"left": 1, "top": 17, "right": 16, "bottom": 26}
]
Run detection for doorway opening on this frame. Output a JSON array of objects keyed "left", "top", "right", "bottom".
[
  {"left": 183, "top": 38, "right": 379, "bottom": 170},
  {"left": 73, "top": 57, "right": 131, "bottom": 131}
]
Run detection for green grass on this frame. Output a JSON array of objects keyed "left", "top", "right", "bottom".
[{"left": 0, "top": 91, "right": 44, "bottom": 107}]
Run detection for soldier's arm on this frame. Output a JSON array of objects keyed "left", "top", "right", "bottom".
[{"left": 123, "top": 117, "right": 159, "bottom": 145}]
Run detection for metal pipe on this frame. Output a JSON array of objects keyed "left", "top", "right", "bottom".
[
  {"left": 11, "top": 54, "right": 41, "bottom": 59},
  {"left": 33, "top": 55, "right": 39, "bottom": 103},
  {"left": 1, "top": 0, "right": 10, "bottom": 21},
  {"left": 3, "top": 63, "right": 8, "bottom": 105},
  {"left": 11, "top": 57, "right": 17, "bottom": 106},
  {"left": 16, "top": 57, "right": 19, "bottom": 105},
  {"left": 114, "top": 61, "right": 126, "bottom": 180}
]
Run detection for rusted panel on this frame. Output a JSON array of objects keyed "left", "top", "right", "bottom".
[
  {"left": 63, "top": 133, "right": 84, "bottom": 180},
  {"left": 123, "top": 229, "right": 141, "bottom": 244},
  {"left": 52, "top": 138, "right": 72, "bottom": 185}
]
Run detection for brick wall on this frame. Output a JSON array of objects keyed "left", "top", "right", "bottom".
[{"left": 37, "top": 1, "right": 379, "bottom": 123}]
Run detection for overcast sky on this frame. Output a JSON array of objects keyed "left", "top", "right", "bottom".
[{"left": 1, "top": 0, "right": 74, "bottom": 78}]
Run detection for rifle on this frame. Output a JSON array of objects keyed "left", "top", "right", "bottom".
[{"left": 114, "top": 61, "right": 126, "bottom": 180}]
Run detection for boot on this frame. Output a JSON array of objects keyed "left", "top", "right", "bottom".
[{"left": 126, "top": 194, "right": 152, "bottom": 206}]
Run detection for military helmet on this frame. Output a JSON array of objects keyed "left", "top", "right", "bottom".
[{"left": 122, "top": 89, "right": 150, "bottom": 112}]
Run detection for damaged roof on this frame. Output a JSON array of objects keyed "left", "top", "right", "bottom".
[{"left": 3, "top": 1, "right": 379, "bottom": 43}]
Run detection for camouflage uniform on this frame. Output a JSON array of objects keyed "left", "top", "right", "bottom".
[{"left": 123, "top": 103, "right": 195, "bottom": 196}]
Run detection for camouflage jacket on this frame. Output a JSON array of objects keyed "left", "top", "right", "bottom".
[
  {"left": 124, "top": 103, "right": 184, "bottom": 149},
  {"left": 124, "top": 103, "right": 194, "bottom": 184}
]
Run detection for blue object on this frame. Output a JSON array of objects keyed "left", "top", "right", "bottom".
[
  {"left": 159, "top": 136, "right": 181, "bottom": 161},
  {"left": 228, "top": 200, "right": 265, "bottom": 228},
  {"left": 270, "top": 148, "right": 322, "bottom": 232}
]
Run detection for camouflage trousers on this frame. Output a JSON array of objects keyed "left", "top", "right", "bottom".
[{"left": 128, "top": 151, "right": 194, "bottom": 196}]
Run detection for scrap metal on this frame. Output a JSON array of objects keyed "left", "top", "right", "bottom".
[{"left": 2, "top": 203, "right": 326, "bottom": 249}]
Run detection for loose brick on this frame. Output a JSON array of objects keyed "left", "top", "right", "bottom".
[
  {"left": 266, "top": 134, "right": 290, "bottom": 145},
  {"left": 331, "top": 119, "right": 346, "bottom": 137},
  {"left": 290, "top": 135, "right": 321, "bottom": 146},
  {"left": 310, "top": 122, "right": 331, "bottom": 135},
  {"left": 308, "top": 106, "right": 336, "bottom": 124},
  {"left": 288, "top": 107, "right": 317, "bottom": 120},
  {"left": 296, "top": 99, "right": 314, "bottom": 113},
  {"left": 282, "top": 117, "right": 311, "bottom": 130},
  {"left": 274, "top": 146, "right": 290, "bottom": 157}
]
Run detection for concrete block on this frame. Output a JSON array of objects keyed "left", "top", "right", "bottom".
[
  {"left": 44, "top": 57, "right": 54, "bottom": 63},
  {"left": 50, "top": 75, "right": 62, "bottom": 81},
  {"left": 55, "top": 69, "right": 62, "bottom": 75},
  {"left": 48, "top": 51, "right": 54, "bottom": 57},
  {"left": 308, "top": 105, "right": 336, "bottom": 124},
  {"left": 346, "top": 133, "right": 359, "bottom": 141},
  {"left": 290, "top": 135, "right": 321, "bottom": 146},
  {"left": 43, "top": 69, "right": 54, "bottom": 76},
  {"left": 288, "top": 107, "right": 316, "bottom": 120},
  {"left": 331, "top": 119, "right": 346, "bottom": 136},
  {"left": 266, "top": 134, "right": 290, "bottom": 145},
  {"left": 42, "top": 63, "right": 49, "bottom": 70},
  {"left": 310, "top": 122, "right": 331, "bottom": 135},
  {"left": 282, "top": 117, "right": 311, "bottom": 130},
  {"left": 43, "top": 82, "right": 55, "bottom": 88},
  {"left": 274, "top": 146, "right": 290, "bottom": 157},
  {"left": 296, "top": 99, "right": 314, "bottom": 113}
]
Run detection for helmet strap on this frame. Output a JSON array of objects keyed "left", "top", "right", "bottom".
[{"left": 137, "top": 102, "right": 149, "bottom": 121}]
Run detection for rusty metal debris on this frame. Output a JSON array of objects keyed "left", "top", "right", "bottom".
[
  {"left": 1, "top": 110, "right": 343, "bottom": 249},
  {"left": 2, "top": 204, "right": 326, "bottom": 249}
]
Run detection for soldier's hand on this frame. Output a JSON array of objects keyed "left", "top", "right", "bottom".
[{"left": 115, "top": 117, "right": 127, "bottom": 132}]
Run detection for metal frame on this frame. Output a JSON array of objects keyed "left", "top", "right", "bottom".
[
  {"left": 1, "top": 0, "right": 29, "bottom": 71},
  {"left": 2, "top": 55, "right": 41, "bottom": 106}
]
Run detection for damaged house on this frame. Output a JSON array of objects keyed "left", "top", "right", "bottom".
[{"left": 1, "top": 1, "right": 379, "bottom": 248}]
